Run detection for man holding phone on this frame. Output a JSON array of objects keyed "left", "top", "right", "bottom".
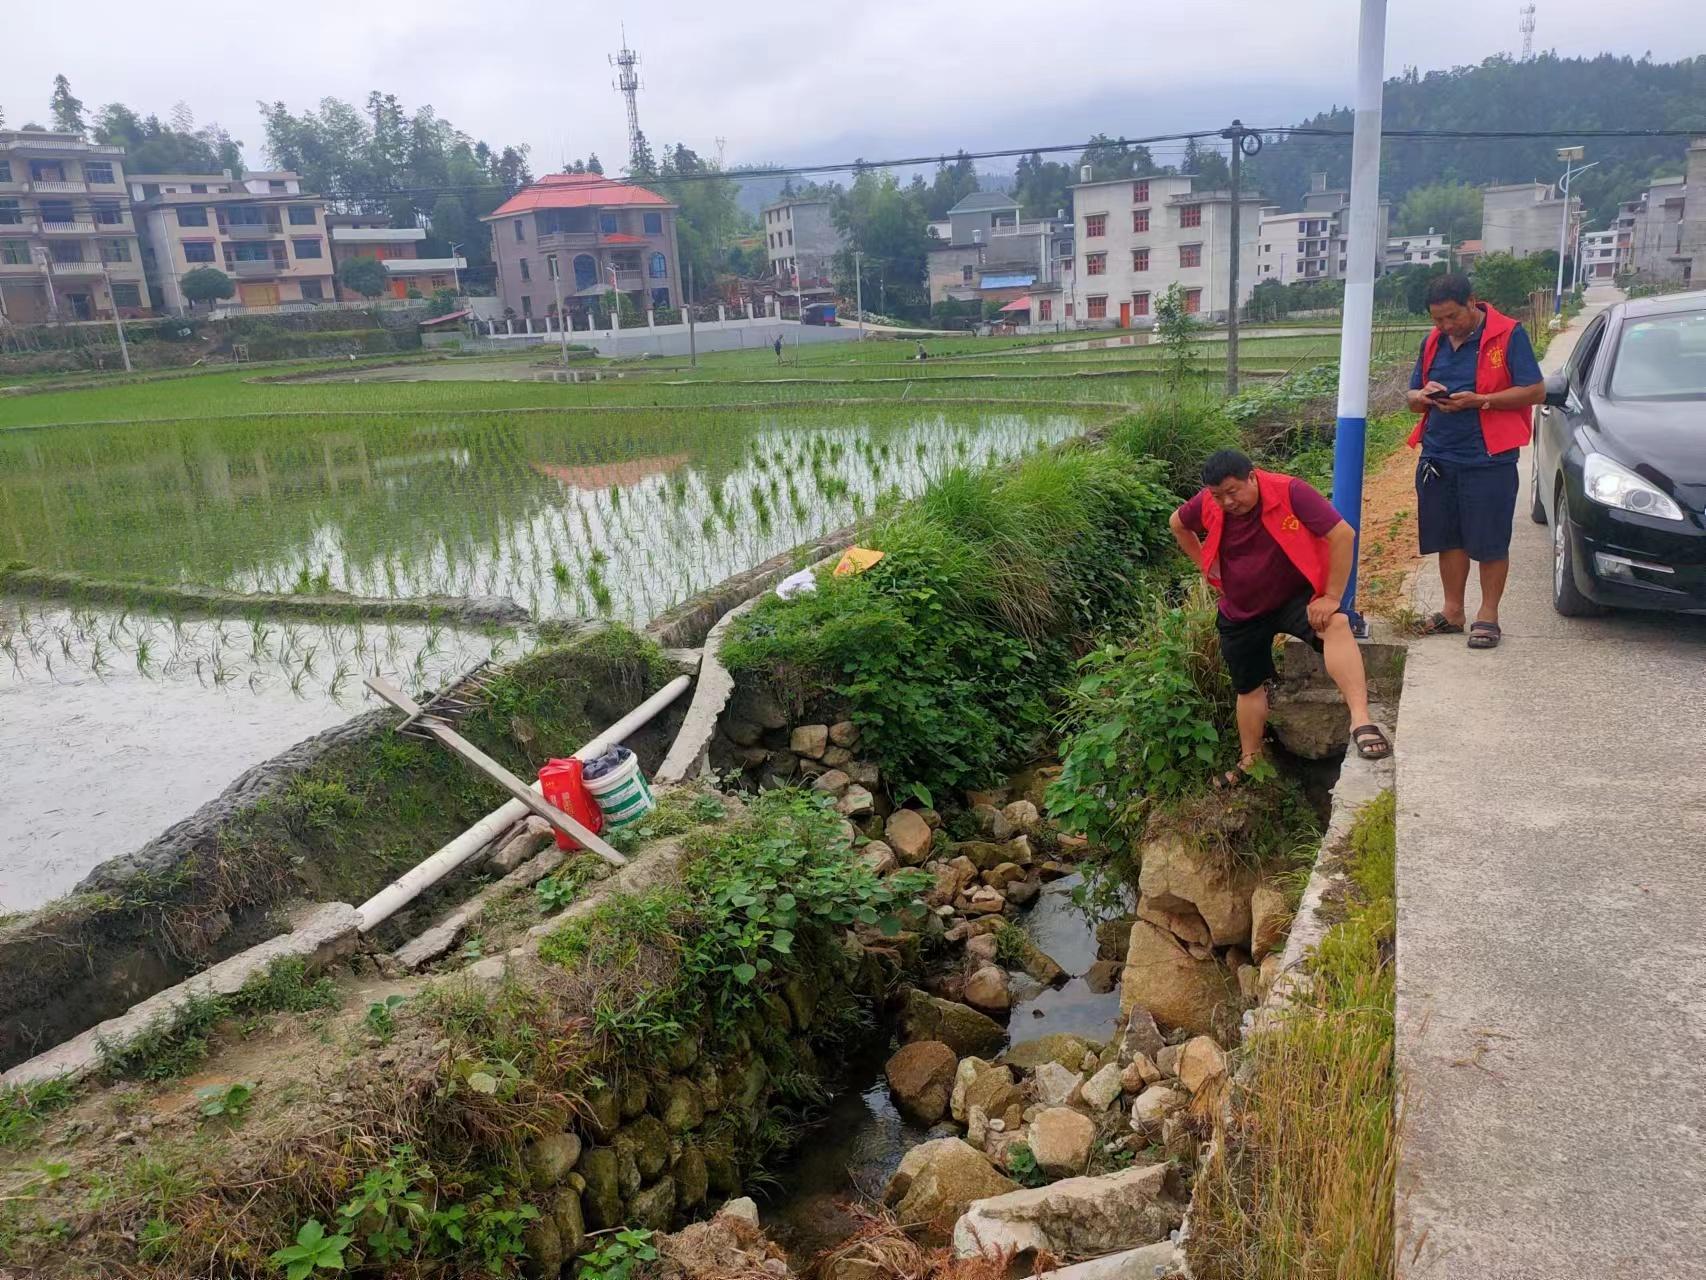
[{"left": 1405, "top": 272, "right": 1546, "bottom": 649}]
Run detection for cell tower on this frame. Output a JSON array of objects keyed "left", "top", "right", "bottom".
[
  {"left": 610, "top": 27, "right": 643, "bottom": 166},
  {"left": 1519, "top": 4, "right": 1537, "bottom": 60}
]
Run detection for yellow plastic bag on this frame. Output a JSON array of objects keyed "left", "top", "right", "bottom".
[{"left": 833, "top": 546, "right": 885, "bottom": 577}]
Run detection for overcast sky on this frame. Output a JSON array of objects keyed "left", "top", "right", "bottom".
[{"left": 10, "top": 1, "right": 1705, "bottom": 178}]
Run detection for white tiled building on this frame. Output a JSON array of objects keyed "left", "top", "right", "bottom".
[
  {"left": 1068, "top": 174, "right": 1263, "bottom": 328},
  {"left": 1386, "top": 232, "right": 1451, "bottom": 270},
  {"left": 1579, "top": 228, "right": 1619, "bottom": 281}
]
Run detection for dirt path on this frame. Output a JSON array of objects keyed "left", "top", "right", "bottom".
[{"left": 1356, "top": 437, "right": 1422, "bottom": 621}]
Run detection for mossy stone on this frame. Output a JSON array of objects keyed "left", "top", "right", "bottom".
[
  {"left": 627, "top": 1175, "right": 676, "bottom": 1231},
  {"left": 582, "top": 1085, "right": 621, "bottom": 1141},
  {"left": 674, "top": 1145, "right": 709, "bottom": 1209},
  {"left": 551, "top": 1186, "right": 586, "bottom": 1257},
  {"left": 617, "top": 1073, "right": 649, "bottom": 1120},
  {"left": 616, "top": 1114, "right": 670, "bottom": 1180},
  {"left": 577, "top": 1147, "right": 623, "bottom": 1231},
  {"left": 782, "top": 975, "right": 818, "bottom": 1030},
  {"left": 666, "top": 1034, "right": 700, "bottom": 1072},
  {"left": 657, "top": 1077, "right": 706, "bottom": 1133}
]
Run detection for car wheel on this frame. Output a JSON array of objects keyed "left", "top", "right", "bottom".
[
  {"left": 1528, "top": 452, "right": 1547, "bottom": 524},
  {"left": 1551, "top": 494, "right": 1604, "bottom": 617}
]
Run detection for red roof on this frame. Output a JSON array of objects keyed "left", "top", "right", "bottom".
[
  {"left": 485, "top": 173, "right": 673, "bottom": 218},
  {"left": 998, "top": 296, "right": 1032, "bottom": 313}
]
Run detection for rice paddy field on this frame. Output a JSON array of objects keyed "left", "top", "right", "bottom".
[{"left": 0, "top": 321, "right": 1416, "bottom": 909}]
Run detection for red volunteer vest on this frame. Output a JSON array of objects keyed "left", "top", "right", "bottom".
[
  {"left": 1198, "top": 469, "right": 1330, "bottom": 599},
  {"left": 1407, "top": 302, "right": 1533, "bottom": 455}
]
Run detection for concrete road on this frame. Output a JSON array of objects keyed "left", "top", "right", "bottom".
[{"left": 1395, "top": 284, "right": 1706, "bottom": 1279}]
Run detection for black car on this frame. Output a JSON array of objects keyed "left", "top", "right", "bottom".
[{"left": 1532, "top": 289, "right": 1706, "bottom": 615}]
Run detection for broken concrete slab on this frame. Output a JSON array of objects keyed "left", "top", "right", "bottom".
[{"left": 394, "top": 847, "right": 566, "bottom": 970}]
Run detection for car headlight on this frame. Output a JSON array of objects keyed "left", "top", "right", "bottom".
[{"left": 1582, "top": 452, "right": 1684, "bottom": 521}]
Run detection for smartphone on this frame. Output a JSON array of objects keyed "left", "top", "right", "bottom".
[{"left": 1426, "top": 388, "right": 1452, "bottom": 402}]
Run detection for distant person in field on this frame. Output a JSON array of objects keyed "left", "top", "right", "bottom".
[
  {"left": 1406, "top": 272, "right": 1546, "bottom": 650},
  {"left": 773, "top": 335, "right": 784, "bottom": 364},
  {"left": 916, "top": 341, "right": 929, "bottom": 361},
  {"left": 1171, "top": 450, "right": 1391, "bottom": 785}
]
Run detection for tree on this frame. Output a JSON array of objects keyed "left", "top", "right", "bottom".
[
  {"left": 49, "top": 75, "right": 86, "bottom": 136},
  {"left": 629, "top": 130, "right": 656, "bottom": 178},
  {"left": 644, "top": 143, "right": 742, "bottom": 301},
  {"left": 426, "top": 288, "right": 459, "bottom": 317},
  {"left": 179, "top": 266, "right": 235, "bottom": 309},
  {"left": 587, "top": 153, "right": 604, "bottom": 175},
  {"left": 831, "top": 169, "right": 933, "bottom": 319},
  {"left": 1182, "top": 137, "right": 1230, "bottom": 188},
  {"left": 1014, "top": 151, "right": 1074, "bottom": 220},
  {"left": 1472, "top": 251, "right": 1555, "bottom": 312},
  {"left": 94, "top": 103, "right": 244, "bottom": 176},
  {"left": 1397, "top": 182, "right": 1482, "bottom": 244},
  {"left": 338, "top": 256, "right": 390, "bottom": 300},
  {"left": 1154, "top": 284, "right": 1198, "bottom": 389},
  {"left": 1076, "top": 133, "right": 1156, "bottom": 182},
  {"left": 923, "top": 152, "right": 979, "bottom": 220}
]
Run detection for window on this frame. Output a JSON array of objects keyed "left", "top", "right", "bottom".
[
  {"left": 288, "top": 205, "right": 316, "bottom": 225},
  {"left": 299, "top": 279, "right": 324, "bottom": 301},
  {"left": 599, "top": 212, "right": 619, "bottom": 235},
  {"left": 1087, "top": 295, "right": 1108, "bottom": 320},
  {"left": 1038, "top": 298, "right": 1052, "bottom": 320},
  {"left": 183, "top": 241, "right": 216, "bottom": 263},
  {"left": 189, "top": 183, "right": 206, "bottom": 194},
  {"left": 519, "top": 257, "right": 530, "bottom": 282},
  {"left": 1133, "top": 180, "right": 1149, "bottom": 204},
  {"left": 651, "top": 287, "right": 670, "bottom": 308},
  {"left": 1132, "top": 248, "right": 1149, "bottom": 272},
  {"left": 51, "top": 243, "right": 84, "bottom": 263},
  {"left": 0, "top": 241, "right": 28, "bottom": 265},
  {"left": 0, "top": 162, "right": 10, "bottom": 182},
  {"left": 1085, "top": 214, "right": 1106, "bottom": 238},
  {"left": 649, "top": 252, "right": 667, "bottom": 279},
  {"left": 292, "top": 238, "right": 323, "bottom": 259},
  {"left": 1179, "top": 243, "right": 1202, "bottom": 268},
  {"left": 93, "top": 202, "right": 124, "bottom": 225},
  {"left": 0, "top": 200, "right": 20, "bottom": 225},
  {"left": 1133, "top": 291, "right": 1150, "bottom": 317},
  {"left": 786, "top": 229, "right": 793, "bottom": 245},
  {"left": 962, "top": 265, "right": 974, "bottom": 283},
  {"left": 521, "top": 295, "right": 532, "bottom": 316},
  {"left": 643, "top": 212, "right": 662, "bottom": 234},
  {"left": 1180, "top": 204, "right": 1202, "bottom": 228},
  {"left": 1086, "top": 252, "right": 1107, "bottom": 276},
  {"left": 110, "top": 282, "right": 141, "bottom": 307},
  {"left": 85, "top": 162, "right": 115, "bottom": 184},
  {"left": 177, "top": 206, "right": 208, "bottom": 227},
  {"left": 101, "top": 240, "right": 131, "bottom": 263},
  {"left": 1132, "top": 209, "right": 1149, "bottom": 233},
  {"left": 229, "top": 242, "right": 272, "bottom": 262},
  {"left": 1183, "top": 288, "right": 1202, "bottom": 314},
  {"left": 30, "top": 162, "right": 66, "bottom": 182},
  {"left": 573, "top": 254, "right": 597, "bottom": 289},
  {"left": 1065, "top": 302, "right": 1074, "bottom": 317},
  {"left": 513, "top": 218, "right": 525, "bottom": 242}
]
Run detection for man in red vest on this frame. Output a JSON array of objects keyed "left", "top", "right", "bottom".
[
  {"left": 1171, "top": 450, "right": 1391, "bottom": 786},
  {"left": 1406, "top": 272, "right": 1546, "bottom": 649}
]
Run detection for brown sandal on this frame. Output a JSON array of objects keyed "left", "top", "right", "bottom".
[
  {"left": 1351, "top": 724, "right": 1392, "bottom": 760},
  {"left": 1419, "top": 612, "right": 1464, "bottom": 636}
]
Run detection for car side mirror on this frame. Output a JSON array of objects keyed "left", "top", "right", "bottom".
[{"left": 1543, "top": 372, "right": 1570, "bottom": 408}]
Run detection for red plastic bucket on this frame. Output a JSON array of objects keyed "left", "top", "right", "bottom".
[{"left": 538, "top": 757, "right": 604, "bottom": 851}]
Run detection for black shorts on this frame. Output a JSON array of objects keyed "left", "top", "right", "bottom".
[
  {"left": 1217, "top": 593, "right": 1324, "bottom": 696},
  {"left": 1416, "top": 458, "right": 1518, "bottom": 562}
]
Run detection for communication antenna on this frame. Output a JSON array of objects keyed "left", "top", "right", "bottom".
[
  {"left": 610, "top": 26, "right": 643, "bottom": 166},
  {"left": 1519, "top": 4, "right": 1537, "bottom": 60},
  {"left": 715, "top": 136, "right": 727, "bottom": 167}
]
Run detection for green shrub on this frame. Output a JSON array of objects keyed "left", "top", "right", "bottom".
[{"left": 1108, "top": 395, "right": 1242, "bottom": 498}]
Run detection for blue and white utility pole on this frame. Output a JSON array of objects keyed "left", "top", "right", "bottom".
[{"left": 1331, "top": 0, "right": 1387, "bottom": 631}]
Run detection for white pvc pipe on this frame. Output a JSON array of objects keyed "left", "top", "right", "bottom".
[{"left": 354, "top": 673, "right": 693, "bottom": 932}]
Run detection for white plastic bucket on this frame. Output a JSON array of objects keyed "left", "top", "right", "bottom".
[{"left": 582, "top": 747, "right": 656, "bottom": 830}]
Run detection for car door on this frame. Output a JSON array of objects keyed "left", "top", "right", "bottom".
[{"left": 1539, "top": 314, "right": 1608, "bottom": 520}]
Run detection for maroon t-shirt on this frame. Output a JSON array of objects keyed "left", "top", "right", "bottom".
[{"left": 1177, "top": 479, "right": 1343, "bottom": 621}]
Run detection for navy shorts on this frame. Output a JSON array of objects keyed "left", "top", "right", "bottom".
[
  {"left": 1416, "top": 458, "right": 1518, "bottom": 562},
  {"left": 1217, "top": 593, "right": 1325, "bottom": 696}
]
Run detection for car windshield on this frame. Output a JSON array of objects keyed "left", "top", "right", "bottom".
[{"left": 1608, "top": 310, "right": 1706, "bottom": 399}]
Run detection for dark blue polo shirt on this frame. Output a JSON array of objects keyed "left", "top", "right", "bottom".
[{"left": 1410, "top": 321, "right": 1542, "bottom": 467}]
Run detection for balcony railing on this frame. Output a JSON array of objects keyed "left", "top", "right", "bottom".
[
  {"left": 230, "top": 260, "right": 283, "bottom": 277},
  {"left": 39, "top": 220, "right": 96, "bottom": 236},
  {"left": 29, "top": 179, "right": 86, "bottom": 194},
  {"left": 48, "top": 259, "right": 104, "bottom": 276},
  {"left": 610, "top": 271, "right": 644, "bottom": 290},
  {"left": 0, "top": 262, "right": 40, "bottom": 275},
  {"left": 223, "top": 223, "right": 281, "bottom": 239}
]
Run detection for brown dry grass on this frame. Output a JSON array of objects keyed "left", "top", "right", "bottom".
[{"left": 806, "top": 1206, "right": 1019, "bottom": 1280}]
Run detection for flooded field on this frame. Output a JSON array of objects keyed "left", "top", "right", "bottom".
[{"left": 0, "top": 405, "right": 1093, "bottom": 909}]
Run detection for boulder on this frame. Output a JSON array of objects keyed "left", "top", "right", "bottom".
[
  {"left": 1268, "top": 690, "right": 1351, "bottom": 759},
  {"left": 966, "top": 934, "right": 999, "bottom": 964},
  {"left": 583, "top": 1085, "right": 622, "bottom": 1141},
  {"left": 829, "top": 720, "right": 862, "bottom": 748},
  {"left": 821, "top": 744, "right": 853, "bottom": 768},
  {"left": 1236, "top": 963, "right": 1262, "bottom": 1002},
  {"left": 1005, "top": 835, "right": 1036, "bottom": 867},
  {"left": 550, "top": 1186, "right": 586, "bottom": 1257},
  {"left": 1135, "top": 898, "right": 1213, "bottom": 949},
  {"left": 1138, "top": 834, "right": 1259, "bottom": 948},
  {"left": 491, "top": 816, "right": 554, "bottom": 872},
  {"left": 578, "top": 1147, "right": 623, "bottom": 1230},
  {"left": 1120, "top": 1056, "right": 1161, "bottom": 1094},
  {"left": 1129, "top": 1086, "right": 1188, "bottom": 1138},
  {"left": 1155, "top": 1044, "right": 1183, "bottom": 1078},
  {"left": 846, "top": 760, "right": 881, "bottom": 788},
  {"left": 1120, "top": 921, "right": 1238, "bottom": 1036},
  {"left": 1259, "top": 952, "right": 1284, "bottom": 995},
  {"left": 521, "top": 1215, "right": 564, "bottom": 1279},
  {"left": 525, "top": 1132, "right": 583, "bottom": 1187},
  {"left": 628, "top": 1176, "right": 676, "bottom": 1231},
  {"left": 1027, "top": 1242, "right": 1183, "bottom": 1280},
  {"left": 1013, "top": 938, "right": 1067, "bottom": 987},
  {"left": 1001, "top": 799, "right": 1041, "bottom": 831},
  {"left": 674, "top": 1146, "right": 709, "bottom": 1209},
  {"left": 962, "top": 887, "right": 1007, "bottom": 916},
  {"left": 618, "top": 1074, "right": 649, "bottom": 1120},
  {"left": 899, "top": 989, "right": 1007, "bottom": 1058},
  {"left": 813, "top": 769, "right": 852, "bottom": 797},
  {"left": 1083, "top": 959, "right": 1123, "bottom": 995},
  {"left": 836, "top": 784, "right": 875, "bottom": 817},
  {"left": 886, "top": 1041, "right": 960, "bottom": 1126},
  {"left": 657, "top": 1078, "right": 706, "bottom": 1133},
  {"left": 955, "top": 841, "right": 1010, "bottom": 872},
  {"left": 1080, "top": 1063, "right": 1125, "bottom": 1112},
  {"left": 963, "top": 966, "right": 1012, "bottom": 1014},
  {"left": 1028, "top": 1107, "right": 1096, "bottom": 1176},
  {"left": 982, "top": 861, "right": 1027, "bottom": 892},
  {"left": 965, "top": 787, "right": 1011, "bottom": 810},
  {"left": 859, "top": 843, "right": 898, "bottom": 876},
  {"left": 615, "top": 1116, "right": 670, "bottom": 1181},
  {"left": 790, "top": 724, "right": 830, "bottom": 759},
  {"left": 1096, "top": 918, "right": 1138, "bottom": 961},
  {"left": 972, "top": 804, "right": 1016, "bottom": 841},
  {"left": 951, "top": 1163, "right": 1185, "bottom": 1261},
  {"left": 950, "top": 1057, "right": 991, "bottom": 1122},
  {"left": 886, "top": 810, "right": 935, "bottom": 866},
  {"left": 1176, "top": 1036, "right": 1228, "bottom": 1095},
  {"left": 964, "top": 1066, "right": 1023, "bottom": 1121},
  {"left": 1121, "top": 1009, "right": 1166, "bottom": 1063},
  {"left": 884, "top": 1138, "right": 1019, "bottom": 1244},
  {"left": 1005, "top": 1033, "right": 1097, "bottom": 1074},
  {"left": 1007, "top": 879, "right": 1041, "bottom": 907},
  {"left": 1031, "top": 1060, "right": 1082, "bottom": 1108},
  {"left": 1249, "top": 882, "right": 1291, "bottom": 962}
]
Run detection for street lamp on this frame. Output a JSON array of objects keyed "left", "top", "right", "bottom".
[
  {"left": 546, "top": 253, "right": 569, "bottom": 364},
  {"left": 448, "top": 242, "right": 464, "bottom": 295},
  {"left": 1554, "top": 146, "right": 1597, "bottom": 314}
]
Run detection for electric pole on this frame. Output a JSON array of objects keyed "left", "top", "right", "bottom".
[
  {"left": 854, "top": 249, "right": 864, "bottom": 340},
  {"left": 1221, "top": 120, "right": 1261, "bottom": 396},
  {"left": 101, "top": 263, "right": 132, "bottom": 373},
  {"left": 547, "top": 253, "right": 569, "bottom": 364},
  {"left": 686, "top": 260, "right": 697, "bottom": 367}
]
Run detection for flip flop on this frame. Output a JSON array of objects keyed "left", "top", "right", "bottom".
[
  {"left": 1467, "top": 621, "right": 1502, "bottom": 650},
  {"left": 1418, "top": 612, "right": 1465, "bottom": 636},
  {"left": 1351, "top": 724, "right": 1392, "bottom": 760}
]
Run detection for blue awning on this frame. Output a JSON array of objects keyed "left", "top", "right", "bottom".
[{"left": 979, "top": 273, "right": 1035, "bottom": 289}]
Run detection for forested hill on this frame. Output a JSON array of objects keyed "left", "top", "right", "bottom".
[{"left": 1249, "top": 53, "right": 1706, "bottom": 225}]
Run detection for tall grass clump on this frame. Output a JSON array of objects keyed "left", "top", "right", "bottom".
[
  {"left": 1108, "top": 391, "right": 1242, "bottom": 497},
  {"left": 722, "top": 444, "right": 1176, "bottom": 796},
  {"left": 1188, "top": 789, "right": 1398, "bottom": 1280}
]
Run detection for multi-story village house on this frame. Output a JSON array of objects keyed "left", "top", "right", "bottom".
[
  {"left": 0, "top": 129, "right": 147, "bottom": 323},
  {"left": 482, "top": 173, "right": 682, "bottom": 323}
]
